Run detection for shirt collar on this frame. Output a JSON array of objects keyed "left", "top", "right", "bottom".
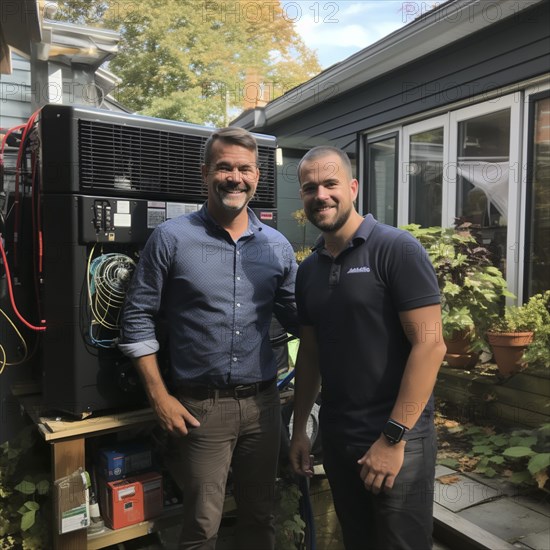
[
  {"left": 198, "top": 202, "right": 262, "bottom": 237},
  {"left": 312, "top": 214, "right": 378, "bottom": 254}
]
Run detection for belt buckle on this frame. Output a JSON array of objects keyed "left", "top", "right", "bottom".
[{"left": 233, "top": 384, "right": 254, "bottom": 399}]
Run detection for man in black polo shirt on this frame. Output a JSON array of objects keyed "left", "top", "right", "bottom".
[{"left": 289, "top": 146, "right": 446, "bottom": 550}]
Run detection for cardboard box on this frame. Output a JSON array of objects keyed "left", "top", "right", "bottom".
[
  {"left": 101, "top": 471, "right": 163, "bottom": 530},
  {"left": 98, "top": 441, "right": 153, "bottom": 481}
]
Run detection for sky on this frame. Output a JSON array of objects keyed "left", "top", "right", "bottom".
[{"left": 291, "top": 1, "right": 441, "bottom": 69}]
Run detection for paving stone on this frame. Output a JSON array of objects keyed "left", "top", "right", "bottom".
[
  {"left": 458, "top": 497, "right": 550, "bottom": 544},
  {"left": 516, "top": 528, "right": 550, "bottom": 550},
  {"left": 435, "top": 471, "right": 502, "bottom": 512}
]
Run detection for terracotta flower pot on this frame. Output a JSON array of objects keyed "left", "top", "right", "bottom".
[
  {"left": 444, "top": 330, "right": 479, "bottom": 368},
  {"left": 486, "top": 331, "right": 534, "bottom": 377}
]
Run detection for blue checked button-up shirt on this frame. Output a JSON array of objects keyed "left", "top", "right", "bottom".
[{"left": 119, "top": 204, "right": 298, "bottom": 387}]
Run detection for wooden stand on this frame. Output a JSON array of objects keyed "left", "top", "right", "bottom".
[{"left": 17, "top": 393, "right": 178, "bottom": 550}]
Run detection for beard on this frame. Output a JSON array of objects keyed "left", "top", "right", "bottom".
[
  {"left": 216, "top": 184, "right": 253, "bottom": 212},
  {"left": 306, "top": 202, "right": 352, "bottom": 233}
]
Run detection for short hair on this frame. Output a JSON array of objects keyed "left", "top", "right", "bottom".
[
  {"left": 203, "top": 127, "right": 259, "bottom": 166},
  {"left": 298, "top": 146, "right": 353, "bottom": 183}
]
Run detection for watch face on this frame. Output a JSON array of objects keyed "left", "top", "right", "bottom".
[{"left": 384, "top": 420, "right": 405, "bottom": 443}]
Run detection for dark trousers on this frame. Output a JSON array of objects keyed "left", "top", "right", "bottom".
[
  {"left": 322, "top": 430, "right": 437, "bottom": 550},
  {"left": 176, "top": 383, "right": 281, "bottom": 550}
]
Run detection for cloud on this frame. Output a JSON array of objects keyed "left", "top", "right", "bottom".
[{"left": 292, "top": 0, "right": 429, "bottom": 68}]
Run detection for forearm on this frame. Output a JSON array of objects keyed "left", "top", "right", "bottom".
[
  {"left": 132, "top": 354, "right": 171, "bottom": 404},
  {"left": 391, "top": 304, "right": 446, "bottom": 429},
  {"left": 390, "top": 342, "right": 446, "bottom": 429}
]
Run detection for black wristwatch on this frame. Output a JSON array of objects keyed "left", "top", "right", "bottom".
[{"left": 382, "top": 419, "right": 408, "bottom": 445}]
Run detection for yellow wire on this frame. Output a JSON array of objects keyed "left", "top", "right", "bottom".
[
  {"left": 0, "top": 307, "right": 29, "bottom": 373},
  {"left": 0, "top": 345, "right": 6, "bottom": 375}
]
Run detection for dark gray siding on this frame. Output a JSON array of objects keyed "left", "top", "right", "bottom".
[{"left": 256, "top": 1, "right": 550, "bottom": 153}]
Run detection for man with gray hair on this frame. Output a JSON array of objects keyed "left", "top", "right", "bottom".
[{"left": 120, "top": 127, "right": 297, "bottom": 549}]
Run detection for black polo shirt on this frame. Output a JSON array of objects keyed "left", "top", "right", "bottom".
[{"left": 296, "top": 215, "right": 441, "bottom": 446}]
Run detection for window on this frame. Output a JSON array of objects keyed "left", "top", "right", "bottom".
[
  {"left": 525, "top": 93, "right": 550, "bottom": 297},
  {"left": 401, "top": 116, "right": 447, "bottom": 227},
  {"left": 365, "top": 93, "right": 524, "bottom": 296},
  {"left": 408, "top": 127, "right": 444, "bottom": 227},
  {"left": 366, "top": 135, "right": 397, "bottom": 225},
  {"left": 455, "top": 109, "right": 511, "bottom": 276}
]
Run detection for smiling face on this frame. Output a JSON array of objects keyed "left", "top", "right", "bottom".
[
  {"left": 202, "top": 140, "right": 260, "bottom": 219},
  {"left": 299, "top": 152, "right": 358, "bottom": 233}
]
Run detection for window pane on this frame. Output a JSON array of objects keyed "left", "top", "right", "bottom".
[
  {"left": 408, "top": 128, "right": 443, "bottom": 227},
  {"left": 527, "top": 96, "right": 550, "bottom": 296},
  {"left": 456, "top": 109, "right": 510, "bottom": 276},
  {"left": 367, "top": 137, "right": 396, "bottom": 225}
]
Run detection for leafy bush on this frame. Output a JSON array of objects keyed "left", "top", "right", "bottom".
[
  {"left": 489, "top": 290, "right": 550, "bottom": 368},
  {"left": 465, "top": 424, "right": 550, "bottom": 489},
  {"left": 0, "top": 426, "right": 51, "bottom": 549},
  {"left": 403, "top": 223, "right": 512, "bottom": 351}
]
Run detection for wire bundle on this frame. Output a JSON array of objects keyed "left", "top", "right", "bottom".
[{"left": 87, "top": 251, "right": 136, "bottom": 348}]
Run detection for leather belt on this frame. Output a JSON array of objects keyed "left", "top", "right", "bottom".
[{"left": 177, "top": 378, "right": 276, "bottom": 400}]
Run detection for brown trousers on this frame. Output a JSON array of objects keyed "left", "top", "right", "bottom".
[{"left": 176, "top": 383, "right": 281, "bottom": 550}]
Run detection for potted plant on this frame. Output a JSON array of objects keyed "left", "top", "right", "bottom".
[
  {"left": 404, "top": 223, "right": 513, "bottom": 368},
  {"left": 487, "top": 290, "right": 550, "bottom": 377}
]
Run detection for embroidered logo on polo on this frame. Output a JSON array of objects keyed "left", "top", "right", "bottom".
[{"left": 347, "top": 266, "right": 371, "bottom": 274}]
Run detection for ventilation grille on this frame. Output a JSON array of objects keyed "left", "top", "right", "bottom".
[{"left": 78, "top": 119, "right": 276, "bottom": 206}]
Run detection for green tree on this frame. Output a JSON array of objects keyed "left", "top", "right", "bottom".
[{"left": 55, "top": 0, "right": 321, "bottom": 125}]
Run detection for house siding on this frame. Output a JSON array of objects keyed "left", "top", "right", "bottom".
[{"left": 0, "top": 54, "right": 33, "bottom": 129}]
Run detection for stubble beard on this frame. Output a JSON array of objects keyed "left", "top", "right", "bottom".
[{"left": 308, "top": 203, "right": 352, "bottom": 233}]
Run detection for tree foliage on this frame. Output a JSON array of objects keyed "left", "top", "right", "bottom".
[{"left": 54, "top": 0, "right": 321, "bottom": 125}]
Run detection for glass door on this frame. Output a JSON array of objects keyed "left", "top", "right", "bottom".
[{"left": 449, "top": 95, "right": 521, "bottom": 295}]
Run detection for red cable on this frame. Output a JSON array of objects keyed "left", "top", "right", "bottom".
[
  {"left": 13, "top": 111, "right": 40, "bottom": 269},
  {"left": 1, "top": 124, "right": 26, "bottom": 155},
  {"left": 0, "top": 234, "right": 46, "bottom": 331}
]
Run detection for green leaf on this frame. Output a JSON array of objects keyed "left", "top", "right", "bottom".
[
  {"left": 509, "top": 436, "right": 537, "bottom": 448},
  {"left": 36, "top": 480, "right": 50, "bottom": 496},
  {"left": 23, "top": 501, "right": 40, "bottom": 512},
  {"left": 20, "top": 510, "right": 36, "bottom": 532},
  {"left": 527, "top": 453, "right": 550, "bottom": 474},
  {"left": 503, "top": 446, "right": 536, "bottom": 458},
  {"left": 488, "top": 455, "right": 505, "bottom": 464},
  {"left": 509, "top": 471, "right": 534, "bottom": 485},
  {"left": 472, "top": 445, "right": 493, "bottom": 455},
  {"left": 14, "top": 481, "right": 36, "bottom": 495},
  {"left": 483, "top": 467, "right": 497, "bottom": 478},
  {"left": 489, "top": 435, "right": 508, "bottom": 447}
]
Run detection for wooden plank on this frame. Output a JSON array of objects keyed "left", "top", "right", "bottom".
[
  {"left": 87, "top": 505, "right": 183, "bottom": 550},
  {"left": 51, "top": 439, "right": 86, "bottom": 550},
  {"left": 40, "top": 408, "right": 156, "bottom": 441},
  {"left": 437, "top": 368, "right": 550, "bottom": 423},
  {"left": 441, "top": 373, "right": 550, "bottom": 418},
  {"left": 484, "top": 386, "right": 549, "bottom": 417},
  {"left": 433, "top": 502, "right": 516, "bottom": 550},
  {"left": 500, "top": 371, "right": 550, "bottom": 397},
  {"left": 483, "top": 402, "right": 550, "bottom": 428}
]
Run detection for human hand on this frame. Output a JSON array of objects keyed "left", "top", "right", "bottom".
[
  {"left": 357, "top": 435, "right": 405, "bottom": 494},
  {"left": 289, "top": 432, "right": 314, "bottom": 478},
  {"left": 152, "top": 393, "right": 201, "bottom": 437}
]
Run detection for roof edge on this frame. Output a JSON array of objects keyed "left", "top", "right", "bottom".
[{"left": 257, "top": 0, "right": 546, "bottom": 128}]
